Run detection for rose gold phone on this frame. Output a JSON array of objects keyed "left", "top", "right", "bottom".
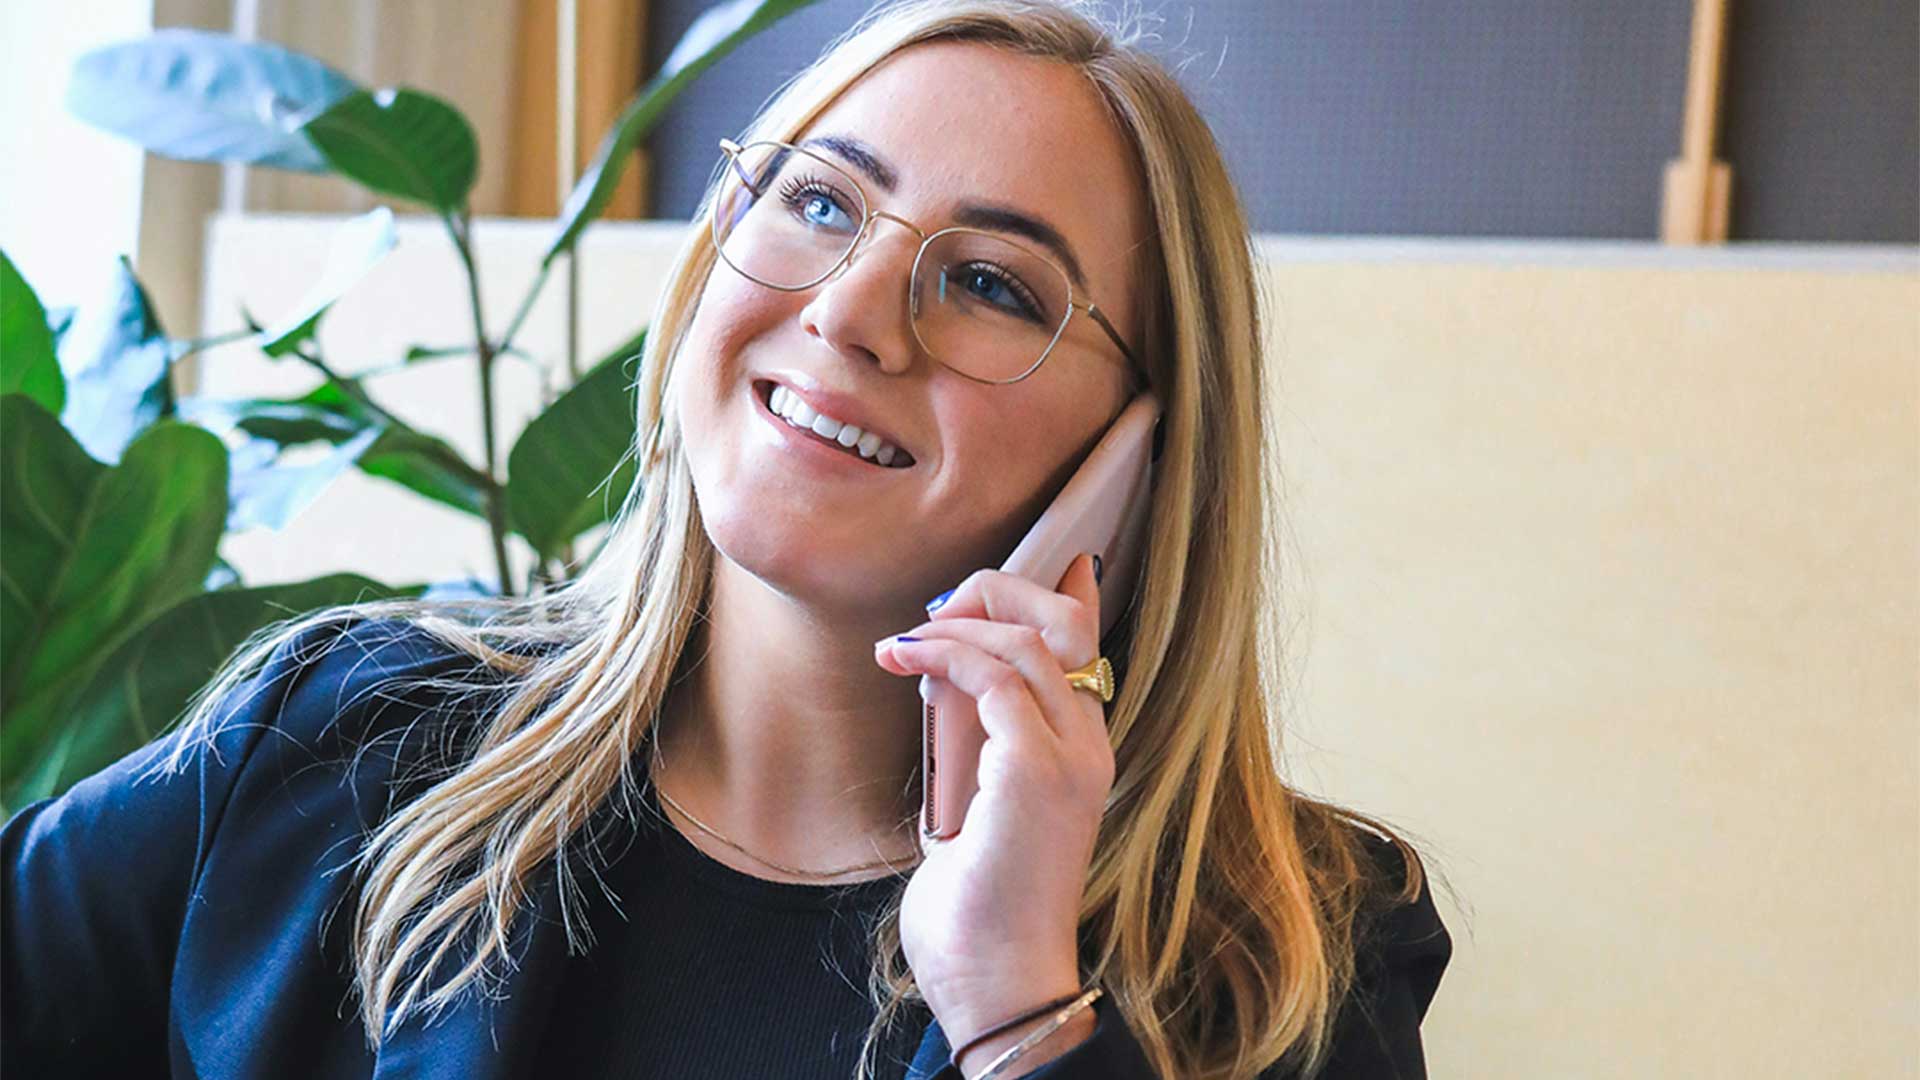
[{"left": 920, "top": 392, "right": 1162, "bottom": 839}]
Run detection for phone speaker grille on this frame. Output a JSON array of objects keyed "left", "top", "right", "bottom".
[{"left": 922, "top": 701, "right": 937, "bottom": 834}]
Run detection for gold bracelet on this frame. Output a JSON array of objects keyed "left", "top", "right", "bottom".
[{"left": 969, "top": 986, "right": 1104, "bottom": 1080}]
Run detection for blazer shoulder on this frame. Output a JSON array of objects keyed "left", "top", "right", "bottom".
[
  {"left": 1347, "top": 826, "right": 1452, "bottom": 1018},
  {"left": 216, "top": 614, "right": 509, "bottom": 808},
  {"left": 0, "top": 614, "right": 490, "bottom": 1075},
  {"left": 224, "top": 614, "right": 499, "bottom": 764}
]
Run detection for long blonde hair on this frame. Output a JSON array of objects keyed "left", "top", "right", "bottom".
[{"left": 148, "top": 2, "right": 1443, "bottom": 1076}]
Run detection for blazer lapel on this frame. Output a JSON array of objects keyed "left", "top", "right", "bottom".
[
  {"left": 906, "top": 1015, "right": 956, "bottom": 1080},
  {"left": 370, "top": 862, "right": 572, "bottom": 1079}
]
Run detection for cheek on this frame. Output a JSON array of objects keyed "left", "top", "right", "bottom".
[
  {"left": 937, "top": 401, "right": 1074, "bottom": 560},
  {"left": 676, "top": 279, "right": 785, "bottom": 427},
  {"left": 687, "top": 280, "right": 767, "bottom": 377}
]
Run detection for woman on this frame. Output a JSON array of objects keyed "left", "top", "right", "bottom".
[{"left": 2, "top": 1, "right": 1451, "bottom": 1077}]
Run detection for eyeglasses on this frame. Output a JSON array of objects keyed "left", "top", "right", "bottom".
[{"left": 709, "top": 137, "right": 1144, "bottom": 388}]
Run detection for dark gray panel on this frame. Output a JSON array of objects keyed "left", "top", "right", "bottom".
[
  {"left": 1164, "top": 2, "right": 1692, "bottom": 238},
  {"left": 1721, "top": 0, "right": 1919, "bottom": 242},
  {"left": 640, "top": 1, "right": 1916, "bottom": 243}
]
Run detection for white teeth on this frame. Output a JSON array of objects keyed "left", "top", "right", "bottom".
[{"left": 765, "top": 383, "right": 909, "bottom": 468}]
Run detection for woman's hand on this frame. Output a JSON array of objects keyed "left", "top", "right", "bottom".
[{"left": 873, "top": 552, "right": 1115, "bottom": 1064}]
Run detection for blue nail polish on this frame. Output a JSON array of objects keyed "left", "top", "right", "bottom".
[
  {"left": 894, "top": 635, "right": 921, "bottom": 643},
  {"left": 1091, "top": 553, "right": 1103, "bottom": 585},
  {"left": 925, "top": 587, "right": 955, "bottom": 612}
]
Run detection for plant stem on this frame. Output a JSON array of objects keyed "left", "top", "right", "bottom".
[
  {"left": 566, "top": 249, "right": 581, "bottom": 380},
  {"left": 445, "top": 209, "right": 517, "bottom": 599},
  {"left": 497, "top": 258, "right": 554, "bottom": 359},
  {"left": 290, "top": 346, "right": 410, "bottom": 433},
  {"left": 170, "top": 326, "right": 259, "bottom": 362}
]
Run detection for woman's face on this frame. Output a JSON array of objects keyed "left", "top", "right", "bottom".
[{"left": 676, "top": 41, "right": 1151, "bottom": 616}]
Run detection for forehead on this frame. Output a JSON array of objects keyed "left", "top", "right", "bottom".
[{"left": 797, "top": 41, "right": 1147, "bottom": 305}]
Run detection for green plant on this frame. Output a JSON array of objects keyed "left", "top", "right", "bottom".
[{"left": 0, "top": 0, "right": 819, "bottom": 814}]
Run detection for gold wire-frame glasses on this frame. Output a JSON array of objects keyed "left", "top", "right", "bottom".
[{"left": 710, "top": 136, "right": 1146, "bottom": 388}]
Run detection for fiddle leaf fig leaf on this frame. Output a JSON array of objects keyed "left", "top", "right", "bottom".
[
  {"left": 0, "top": 396, "right": 228, "bottom": 808},
  {"left": 57, "top": 257, "right": 173, "bottom": 465},
  {"left": 259, "top": 207, "right": 398, "bottom": 358},
  {"left": 301, "top": 87, "right": 479, "bottom": 212},
  {"left": 506, "top": 329, "right": 646, "bottom": 560},
  {"left": 0, "top": 250, "right": 63, "bottom": 415},
  {"left": 66, "top": 29, "right": 358, "bottom": 171}
]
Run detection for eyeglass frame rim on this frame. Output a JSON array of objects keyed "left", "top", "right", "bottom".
[{"left": 712, "top": 136, "right": 1147, "bottom": 389}]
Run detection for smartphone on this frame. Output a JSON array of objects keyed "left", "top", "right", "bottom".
[{"left": 920, "top": 392, "right": 1163, "bottom": 840}]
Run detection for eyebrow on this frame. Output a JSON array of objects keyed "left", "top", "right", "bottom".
[{"left": 798, "top": 132, "right": 1090, "bottom": 291}]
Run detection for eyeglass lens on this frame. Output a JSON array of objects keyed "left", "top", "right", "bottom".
[{"left": 713, "top": 141, "right": 1075, "bottom": 383}]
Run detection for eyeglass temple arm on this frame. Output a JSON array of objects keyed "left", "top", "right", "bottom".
[
  {"left": 1083, "top": 302, "right": 1148, "bottom": 389},
  {"left": 718, "top": 138, "right": 767, "bottom": 196}
]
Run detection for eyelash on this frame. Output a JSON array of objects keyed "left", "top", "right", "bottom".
[
  {"left": 777, "top": 176, "right": 852, "bottom": 220},
  {"left": 954, "top": 259, "right": 1043, "bottom": 320}
]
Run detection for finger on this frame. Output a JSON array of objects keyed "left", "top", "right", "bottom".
[
  {"left": 873, "top": 635, "right": 1059, "bottom": 753},
  {"left": 922, "top": 557, "right": 1101, "bottom": 665},
  {"left": 878, "top": 618, "right": 1102, "bottom": 743}
]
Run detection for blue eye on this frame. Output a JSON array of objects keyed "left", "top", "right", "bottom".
[
  {"left": 777, "top": 176, "right": 857, "bottom": 233},
  {"left": 944, "top": 262, "right": 1044, "bottom": 323}
]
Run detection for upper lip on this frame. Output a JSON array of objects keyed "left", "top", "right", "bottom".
[{"left": 755, "top": 373, "right": 917, "bottom": 462}]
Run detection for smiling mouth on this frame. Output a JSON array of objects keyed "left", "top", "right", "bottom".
[{"left": 753, "top": 380, "right": 916, "bottom": 469}]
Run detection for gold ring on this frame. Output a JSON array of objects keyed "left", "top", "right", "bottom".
[{"left": 1064, "top": 657, "right": 1115, "bottom": 703}]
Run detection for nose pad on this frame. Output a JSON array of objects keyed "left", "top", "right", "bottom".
[
  {"left": 826, "top": 213, "right": 919, "bottom": 288},
  {"left": 826, "top": 220, "right": 881, "bottom": 282}
]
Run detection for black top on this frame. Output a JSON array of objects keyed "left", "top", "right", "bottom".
[{"left": 532, "top": 770, "right": 930, "bottom": 1079}]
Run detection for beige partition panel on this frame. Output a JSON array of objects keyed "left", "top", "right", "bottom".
[{"left": 199, "top": 218, "right": 1920, "bottom": 1078}]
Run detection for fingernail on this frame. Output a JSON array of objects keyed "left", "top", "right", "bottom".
[
  {"left": 894, "top": 635, "right": 921, "bottom": 643},
  {"left": 1091, "top": 553, "right": 1104, "bottom": 585},
  {"left": 925, "top": 587, "right": 955, "bottom": 613}
]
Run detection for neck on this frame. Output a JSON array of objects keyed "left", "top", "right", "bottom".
[{"left": 651, "top": 555, "right": 928, "bottom": 880}]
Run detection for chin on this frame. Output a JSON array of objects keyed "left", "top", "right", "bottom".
[{"left": 696, "top": 497, "right": 896, "bottom": 607}]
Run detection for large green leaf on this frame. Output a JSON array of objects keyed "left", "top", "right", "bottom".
[
  {"left": 181, "top": 380, "right": 492, "bottom": 521},
  {"left": 56, "top": 256, "right": 174, "bottom": 465},
  {"left": 226, "top": 426, "right": 387, "bottom": 531},
  {"left": 0, "top": 251, "right": 63, "bottom": 415},
  {"left": 301, "top": 88, "right": 479, "bottom": 212},
  {"left": 259, "top": 208, "right": 398, "bottom": 358},
  {"left": 0, "top": 396, "right": 229, "bottom": 805},
  {"left": 27, "top": 574, "right": 426, "bottom": 809},
  {"left": 543, "top": 0, "right": 820, "bottom": 265},
  {"left": 66, "top": 29, "right": 358, "bottom": 172},
  {"left": 357, "top": 429, "right": 492, "bottom": 518},
  {"left": 506, "top": 328, "right": 645, "bottom": 560}
]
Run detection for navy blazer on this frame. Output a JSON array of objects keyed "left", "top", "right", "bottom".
[{"left": 4, "top": 617, "right": 1449, "bottom": 1078}]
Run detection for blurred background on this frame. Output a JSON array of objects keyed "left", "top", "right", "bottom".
[{"left": 2, "top": 2, "right": 1915, "bottom": 1076}]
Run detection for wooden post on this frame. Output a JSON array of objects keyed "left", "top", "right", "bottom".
[
  {"left": 1661, "top": 0, "right": 1735, "bottom": 244},
  {"left": 509, "top": 0, "right": 649, "bottom": 218}
]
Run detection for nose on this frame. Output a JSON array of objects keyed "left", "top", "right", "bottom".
[{"left": 796, "top": 214, "right": 924, "bottom": 376}]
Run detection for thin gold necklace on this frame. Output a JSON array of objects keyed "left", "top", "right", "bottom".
[{"left": 647, "top": 723, "right": 924, "bottom": 881}]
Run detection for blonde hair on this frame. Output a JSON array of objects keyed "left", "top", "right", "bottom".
[{"left": 148, "top": 2, "right": 1443, "bottom": 1076}]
